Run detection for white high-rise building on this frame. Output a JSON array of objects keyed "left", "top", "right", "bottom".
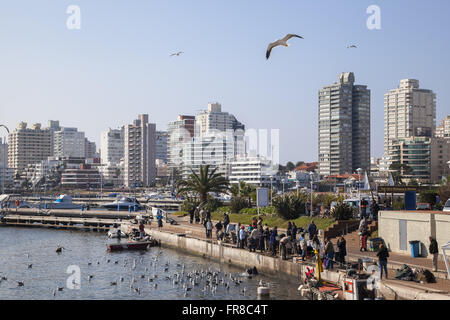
[
  {"left": 195, "top": 102, "right": 244, "bottom": 137},
  {"left": 8, "top": 122, "right": 52, "bottom": 174},
  {"left": 182, "top": 133, "right": 235, "bottom": 179},
  {"left": 124, "top": 114, "right": 156, "bottom": 187},
  {"left": 318, "top": 72, "right": 371, "bottom": 176},
  {"left": 384, "top": 79, "right": 436, "bottom": 156},
  {"left": 100, "top": 127, "right": 124, "bottom": 165},
  {"left": 53, "top": 127, "right": 86, "bottom": 158},
  {"left": 167, "top": 115, "right": 195, "bottom": 171},
  {"left": 436, "top": 115, "right": 450, "bottom": 139}
]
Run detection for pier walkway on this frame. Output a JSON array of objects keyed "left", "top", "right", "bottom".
[{"left": 143, "top": 213, "right": 450, "bottom": 298}]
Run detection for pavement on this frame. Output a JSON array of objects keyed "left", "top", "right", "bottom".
[{"left": 143, "top": 213, "right": 450, "bottom": 296}]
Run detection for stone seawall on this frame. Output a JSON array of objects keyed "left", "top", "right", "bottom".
[
  {"left": 145, "top": 228, "right": 343, "bottom": 283},
  {"left": 145, "top": 227, "right": 450, "bottom": 300}
]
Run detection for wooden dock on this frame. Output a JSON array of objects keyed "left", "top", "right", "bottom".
[{"left": 0, "top": 214, "right": 123, "bottom": 232}]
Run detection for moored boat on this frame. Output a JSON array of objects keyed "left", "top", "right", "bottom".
[
  {"left": 103, "top": 196, "right": 144, "bottom": 211},
  {"left": 106, "top": 239, "right": 159, "bottom": 251}
]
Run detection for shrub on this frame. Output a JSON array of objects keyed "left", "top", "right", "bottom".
[
  {"left": 418, "top": 190, "right": 438, "bottom": 205},
  {"left": 181, "top": 197, "right": 200, "bottom": 213},
  {"left": 205, "top": 196, "right": 223, "bottom": 212},
  {"left": 272, "top": 194, "right": 306, "bottom": 220},
  {"left": 230, "top": 197, "right": 250, "bottom": 213},
  {"left": 393, "top": 200, "right": 405, "bottom": 210},
  {"left": 330, "top": 202, "right": 354, "bottom": 221}
]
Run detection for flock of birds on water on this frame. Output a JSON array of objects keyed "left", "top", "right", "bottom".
[
  {"left": 170, "top": 33, "right": 357, "bottom": 59},
  {"left": 0, "top": 246, "right": 273, "bottom": 299}
]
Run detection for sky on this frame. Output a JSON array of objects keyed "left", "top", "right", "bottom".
[{"left": 0, "top": 0, "right": 449, "bottom": 164}]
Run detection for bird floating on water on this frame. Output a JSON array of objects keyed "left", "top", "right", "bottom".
[
  {"left": 347, "top": 45, "right": 357, "bottom": 49},
  {"left": 266, "top": 34, "right": 303, "bottom": 60}
]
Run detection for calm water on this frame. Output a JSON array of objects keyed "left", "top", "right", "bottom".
[{"left": 0, "top": 227, "right": 302, "bottom": 300}]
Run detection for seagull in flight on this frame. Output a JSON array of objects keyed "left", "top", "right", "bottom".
[
  {"left": 170, "top": 51, "right": 183, "bottom": 57},
  {"left": 266, "top": 34, "right": 303, "bottom": 60},
  {"left": 347, "top": 45, "right": 357, "bottom": 49}
]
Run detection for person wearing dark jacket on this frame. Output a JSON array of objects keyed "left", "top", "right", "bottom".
[
  {"left": 429, "top": 236, "right": 439, "bottom": 272},
  {"left": 307, "top": 221, "right": 317, "bottom": 239},
  {"left": 377, "top": 243, "right": 389, "bottom": 279},
  {"left": 223, "top": 213, "right": 230, "bottom": 234},
  {"left": 291, "top": 222, "right": 298, "bottom": 242},
  {"left": 370, "top": 200, "right": 380, "bottom": 221},
  {"left": 287, "top": 222, "right": 292, "bottom": 239},
  {"left": 215, "top": 221, "right": 223, "bottom": 240},
  {"left": 270, "top": 227, "right": 278, "bottom": 256},
  {"left": 336, "top": 236, "right": 347, "bottom": 266},
  {"left": 189, "top": 207, "right": 195, "bottom": 224}
]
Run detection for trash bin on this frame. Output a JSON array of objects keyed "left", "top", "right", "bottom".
[{"left": 409, "top": 240, "right": 420, "bottom": 257}]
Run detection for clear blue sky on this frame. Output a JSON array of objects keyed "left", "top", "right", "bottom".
[{"left": 0, "top": 0, "right": 449, "bottom": 164}]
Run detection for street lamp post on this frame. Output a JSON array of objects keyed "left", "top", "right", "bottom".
[
  {"left": 282, "top": 178, "right": 285, "bottom": 194},
  {"left": 309, "top": 171, "right": 314, "bottom": 217},
  {"left": 270, "top": 176, "right": 273, "bottom": 206},
  {"left": 357, "top": 168, "right": 363, "bottom": 218}
]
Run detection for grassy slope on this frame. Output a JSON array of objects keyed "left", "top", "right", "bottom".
[{"left": 171, "top": 210, "right": 336, "bottom": 230}]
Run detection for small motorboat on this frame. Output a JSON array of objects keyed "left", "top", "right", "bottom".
[
  {"left": 103, "top": 196, "right": 145, "bottom": 211},
  {"left": 106, "top": 238, "right": 159, "bottom": 251},
  {"left": 46, "top": 195, "right": 82, "bottom": 210}
]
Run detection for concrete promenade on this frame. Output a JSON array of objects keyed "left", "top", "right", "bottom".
[{"left": 141, "top": 213, "right": 450, "bottom": 300}]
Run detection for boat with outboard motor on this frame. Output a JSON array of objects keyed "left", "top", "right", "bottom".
[
  {"left": 45, "top": 195, "right": 82, "bottom": 209},
  {"left": 103, "top": 196, "right": 145, "bottom": 211}
]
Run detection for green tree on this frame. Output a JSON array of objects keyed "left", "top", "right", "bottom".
[
  {"left": 286, "top": 162, "right": 295, "bottom": 171},
  {"left": 295, "top": 161, "right": 305, "bottom": 168},
  {"left": 176, "top": 165, "right": 229, "bottom": 205},
  {"left": 390, "top": 163, "right": 414, "bottom": 185}
]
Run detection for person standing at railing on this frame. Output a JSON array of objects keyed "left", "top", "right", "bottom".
[{"left": 156, "top": 210, "right": 163, "bottom": 231}]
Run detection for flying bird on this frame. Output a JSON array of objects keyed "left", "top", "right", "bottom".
[
  {"left": 170, "top": 51, "right": 183, "bottom": 57},
  {"left": 266, "top": 34, "right": 303, "bottom": 59},
  {"left": 347, "top": 45, "right": 357, "bottom": 49}
]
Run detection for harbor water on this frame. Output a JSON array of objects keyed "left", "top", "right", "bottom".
[{"left": 0, "top": 227, "right": 303, "bottom": 300}]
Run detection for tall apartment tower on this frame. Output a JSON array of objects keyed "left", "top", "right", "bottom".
[
  {"left": 167, "top": 115, "right": 195, "bottom": 170},
  {"left": 384, "top": 79, "right": 436, "bottom": 155},
  {"left": 8, "top": 122, "right": 52, "bottom": 174},
  {"left": 53, "top": 127, "right": 86, "bottom": 158},
  {"left": 124, "top": 114, "right": 156, "bottom": 187},
  {"left": 318, "top": 72, "right": 371, "bottom": 176},
  {"left": 100, "top": 127, "right": 124, "bottom": 165},
  {"left": 155, "top": 131, "right": 168, "bottom": 163}
]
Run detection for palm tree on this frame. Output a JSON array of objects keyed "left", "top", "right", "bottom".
[{"left": 177, "top": 165, "right": 229, "bottom": 205}]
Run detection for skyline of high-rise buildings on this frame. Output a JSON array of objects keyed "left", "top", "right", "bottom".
[{"left": 1, "top": 76, "right": 450, "bottom": 188}]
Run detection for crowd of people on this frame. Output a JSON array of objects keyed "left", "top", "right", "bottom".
[{"left": 195, "top": 212, "right": 350, "bottom": 270}]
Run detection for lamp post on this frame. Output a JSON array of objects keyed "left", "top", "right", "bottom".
[
  {"left": 309, "top": 171, "right": 314, "bottom": 217},
  {"left": 270, "top": 176, "right": 273, "bottom": 206},
  {"left": 357, "top": 168, "right": 363, "bottom": 218},
  {"left": 282, "top": 178, "right": 285, "bottom": 194},
  {"left": 357, "top": 168, "right": 363, "bottom": 199}
]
